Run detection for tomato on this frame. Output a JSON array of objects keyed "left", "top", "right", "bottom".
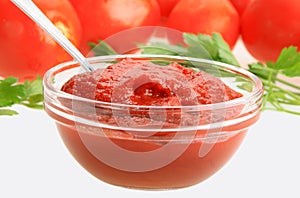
[
  {"left": 69, "top": 0, "right": 161, "bottom": 55},
  {"left": 156, "top": 0, "right": 180, "bottom": 17},
  {"left": 156, "top": 0, "right": 180, "bottom": 26},
  {"left": 92, "top": 26, "right": 163, "bottom": 55},
  {"left": 229, "top": 0, "right": 252, "bottom": 16},
  {"left": 166, "top": 0, "right": 240, "bottom": 48},
  {"left": 0, "top": 0, "right": 82, "bottom": 81},
  {"left": 241, "top": 0, "right": 300, "bottom": 62}
]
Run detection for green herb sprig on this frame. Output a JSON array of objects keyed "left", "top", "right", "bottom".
[
  {"left": 0, "top": 76, "right": 44, "bottom": 116},
  {"left": 140, "top": 32, "right": 240, "bottom": 67},
  {"left": 248, "top": 47, "right": 300, "bottom": 115}
]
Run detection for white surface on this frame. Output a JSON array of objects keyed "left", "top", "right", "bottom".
[{"left": 1, "top": 39, "right": 300, "bottom": 198}]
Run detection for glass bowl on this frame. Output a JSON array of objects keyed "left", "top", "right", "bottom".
[{"left": 43, "top": 54, "right": 263, "bottom": 190}]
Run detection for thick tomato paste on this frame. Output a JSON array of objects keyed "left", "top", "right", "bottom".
[
  {"left": 62, "top": 58, "right": 242, "bottom": 105},
  {"left": 55, "top": 59, "right": 254, "bottom": 189}
]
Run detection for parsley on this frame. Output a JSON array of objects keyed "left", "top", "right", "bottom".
[
  {"left": 0, "top": 76, "right": 44, "bottom": 116},
  {"left": 89, "top": 41, "right": 117, "bottom": 55},
  {"left": 249, "top": 46, "right": 300, "bottom": 115},
  {"left": 138, "top": 32, "right": 240, "bottom": 66}
]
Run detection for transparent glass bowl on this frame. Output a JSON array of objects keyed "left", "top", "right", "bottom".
[{"left": 43, "top": 54, "right": 263, "bottom": 190}]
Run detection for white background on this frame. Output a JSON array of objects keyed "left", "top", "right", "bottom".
[{"left": 1, "top": 39, "right": 300, "bottom": 198}]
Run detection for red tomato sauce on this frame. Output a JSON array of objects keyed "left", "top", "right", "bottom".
[
  {"left": 56, "top": 123, "right": 249, "bottom": 189},
  {"left": 53, "top": 59, "right": 253, "bottom": 189},
  {"left": 61, "top": 58, "right": 242, "bottom": 105}
]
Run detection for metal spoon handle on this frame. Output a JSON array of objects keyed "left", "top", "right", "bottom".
[{"left": 11, "top": 0, "right": 94, "bottom": 72}]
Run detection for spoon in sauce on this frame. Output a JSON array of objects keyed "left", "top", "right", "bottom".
[{"left": 11, "top": 0, "right": 94, "bottom": 72}]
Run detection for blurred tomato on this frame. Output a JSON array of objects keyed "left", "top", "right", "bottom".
[
  {"left": 69, "top": 0, "right": 161, "bottom": 55},
  {"left": 156, "top": 0, "right": 180, "bottom": 17},
  {"left": 166, "top": 0, "right": 240, "bottom": 48},
  {"left": 156, "top": 0, "right": 180, "bottom": 26},
  {"left": 92, "top": 26, "right": 166, "bottom": 55},
  {"left": 229, "top": 0, "right": 252, "bottom": 16},
  {"left": 0, "top": 0, "right": 82, "bottom": 81},
  {"left": 241, "top": 0, "right": 300, "bottom": 62}
]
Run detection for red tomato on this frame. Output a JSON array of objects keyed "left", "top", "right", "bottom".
[
  {"left": 69, "top": 0, "right": 161, "bottom": 55},
  {"left": 0, "top": 0, "right": 82, "bottom": 81},
  {"left": 166, "top": 0, "right": 240, "bottom": 48},
  {"left": 93, "top": 26, "right": 162, "bottom": 55},
  {"left": 156, "top": 0, "right": 180, "bottom": 17},
  {"left": 241, "top": 0, "right": 300, "bottom": 62},
  {"left": 229, "top": 0, "right": 252, "bottom": 16}
]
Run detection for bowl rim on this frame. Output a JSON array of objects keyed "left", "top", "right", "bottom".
[{"left": 43, "top": 54, "right": 263, "bottom": 111}]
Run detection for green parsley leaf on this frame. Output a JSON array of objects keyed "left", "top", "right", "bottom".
[
  {"left": 184, "top": 33, "right": 217, "bottom": 58},
  {"left": 145, "top": 32, "right": 240, "bottom": 67},
  {"left": 22, "top": 77, "right": 44, "bottom": 109},
  {"left": 139, "top": 42, "right": 187, "bottom": 56},
  {"left": 89, "top": 40, "right": 117, "bottom": 56},
  {"left": 0, "top": 77, "right": 26, "bottom": 108},
  {"left": 183, "top": 33, "right": 213, "bottom": 59},
  {"left": 273, "top": 46, "right": 300, "bottom": 77},
  {"left": 0, "top": 76, "right": 44, "bottom": 116},
  {"left": 0, "top": 109, "right": 19, "bottom": 116},
  {"left": 212, "top": 33, "right": 240, "bottom": 66}
]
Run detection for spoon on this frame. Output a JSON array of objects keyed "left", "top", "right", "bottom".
[{"left": 11, "top": 0, "right": 94, "bottom": 72}]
